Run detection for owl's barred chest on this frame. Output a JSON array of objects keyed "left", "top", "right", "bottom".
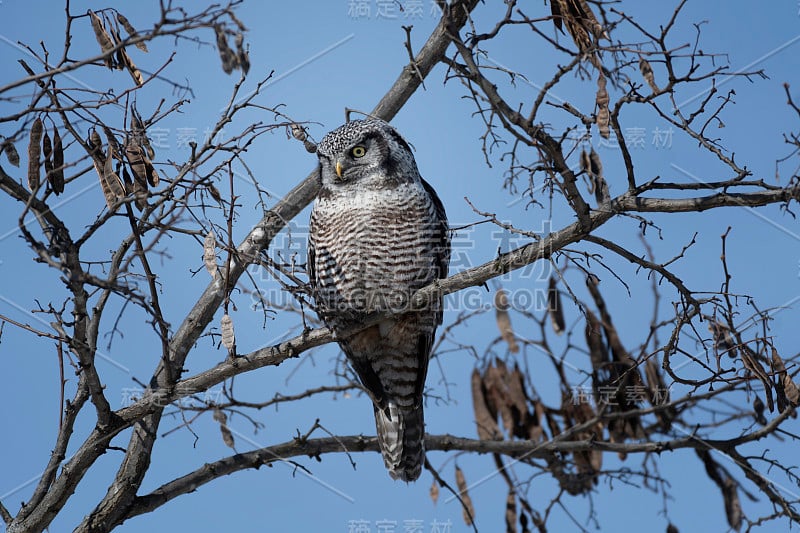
[{"left": 310, "top": 184, "right": 440, "bottom": 310}]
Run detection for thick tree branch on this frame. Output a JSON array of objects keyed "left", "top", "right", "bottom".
[
  {"left": 123, "top": 405, "right": 794, "bottom": 523},
  {"left": 613, "top": 189, "right": 800, "bottom": 212}
]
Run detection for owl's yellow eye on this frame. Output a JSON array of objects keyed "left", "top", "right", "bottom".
[{"left": 351, "top": 145, "right": 366, "bottom": 158}]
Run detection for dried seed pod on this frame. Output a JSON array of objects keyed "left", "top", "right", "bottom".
[
  {"left": 505, "top": 490, "right": 516, "bottom": 533},
  {"left": 2, "top": 139, "right": 20, "bottom": 167},
  {"left": 121, "top": 166, "right": 132, "bottom": 188},
  {"left": 595, "top": 74, "right": 610, "bottom": 139},
  {"left": 114, "top": 47, "right": 126, "bottom": 72},
  {"left": 131, "top": 109, "right": 154, "bottom": 159},
  {"left": 102, "top": 126, "right": 123, "bottom": 155},
  {"left": 214, "top": 24, "right": 238, "bottom": 74},
  {"left": 547, "top": 276, "right": 565, "bottom": 334},
  {"left": 584, "top": 1, "right": 607, "bottom": 39},
  {"left": 454, "top": 466, "right": 475, "bottom": 526},
  {"left": 290, "top": 123, "right": 307, "bottom": 142},
  {"left": 495, "top": 289, "right": 519, "bottom": 353},
  {"left": 132, "top": 170, "right": 148, "bottom": 211},
  {"left": 742, "top": 347, "right": 774, "bottom": 413},
  {"left": 567, "top": 398, "right": 603, "bottom": 476},
  {"left": 119, "top": 47, "right": 144, "bottom": 85},
  {"left": 234, "top": 32, "right": 249, "bottom": 75},
  {"left": 27, "top": 117, "right": 43, "bottom": 192},
  {"left": 580, "top": 148, "right": 594, "bottom": 191},
  {"left": 127, "top": 116, "right": 159, "bottom": 187},
  {"left": 696, "top": 450, "right": 742, "bottom": 531},
  {"left": 207, "top": 183, "right": 223, "bottom": 204},
  {"left": 550, "top": 0, "right": 606, "bottom": 54},
  {"left": 89, "top": 10, "right": 116, "bottom": 69},
  {"left": 42, "top": 130, "right": 54, "bottom": 181},
  {"left": 50, "top": 126, "right": 64, "bottom": 195},
  {"left": 639, "top": 56, "right": 659, "bottom": 93},
  {"left": 291, "top": 124, "right": 317, "bottom": 152},
  {"left": 110, "top": 13, "right": 142, "bottom": 82},
  {"left": 125, "top": 137, "right": 158, "bottom": 190},
  {"left": 550, "top": 0, "right": 565, "bottom": 33},
  {"left": 144, "top": 155, "right": 159, "bottom": 187},
  {"left": 471, "top": 368, "right": 501, "bottom": 440},
  {"left": 429, "top": 480, "right": 439, "bottom": 505},
  {"left": 116, "top": 12, "right": 148, "bottom": 52},
  {"left": 708, "top": 318, "right": 736, "bottom": 358},
  {"left": 584, "top": 308, "right": 606, "bottom": 371},
  {"left": 88, "top": 128, "right": 103, "bottom": 157},
  {"left": 723, "top": 478, "right": 742, "bottom": 530},
  {"left": 753, "top": 395, "right": 767, "bottom": 425},
  {"left": 589, "top": 148, "right": 608, "bottom": 203},
  {"left": 588, "top": 148, "right": 602, "bottom": 179},
  {"left": 87, "top": 129, "right": 107, "bottom": 200},
  {"left": 552, "top": 0, "right": 588, "bottom": 53},
  {"left": 772, "top": 347, "right": 800, "bottom": 411},
  {"left": 585, "top": 274, "right": 633, "bottom": 368},
  {"left": 221, "top": 313, "right": 235, "bottom": 353},
  {"left": 213, "top": 408, "right": 236, "bottom": 449},
  {"left": 125, "top": 139, "right": 147, "bottom": 184},
  {"left": 507, "top": 365, "right": 538, "bottom": 440},
  {"left": 203, "top": 231, "right": 218, "bottom": 278},
  {"left": 100, "top": 144, "right": 126, "bottom": 210},
  {"left": 483, "top": 359, "right": 514, "bottom": 436}
]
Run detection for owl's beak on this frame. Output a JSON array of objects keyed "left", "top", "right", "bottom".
[{"left": 335, "top": 160, "right": 344, "bottom": 179}]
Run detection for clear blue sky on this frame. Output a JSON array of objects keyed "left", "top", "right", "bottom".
[{"left": 1, "top": 1, "right": 800, "bottom": 532}]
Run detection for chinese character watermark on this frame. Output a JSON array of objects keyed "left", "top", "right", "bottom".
[
  {"left": 569, "top": 385, "right": 673, "bottom": 406},
  {"left": 347, "top": 0, "right": 436, "bottom": 19}
]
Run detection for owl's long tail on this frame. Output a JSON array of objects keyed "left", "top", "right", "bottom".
[{"left": 373, "top": 401, "right": 425, "bottom": 482}]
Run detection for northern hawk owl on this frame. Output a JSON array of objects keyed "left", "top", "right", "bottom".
[{"left": 308, "top": 119, "right": 450, "bottom": 481}]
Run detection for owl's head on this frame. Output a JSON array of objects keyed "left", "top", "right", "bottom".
[{"left": 316, "top": 119, "right": 419, "bottom": 188}]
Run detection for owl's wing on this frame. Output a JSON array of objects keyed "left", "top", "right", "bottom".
[
  {"left": 307, "top": 206, "right": 318, "bottom": 295},
  {"left": 307, "top": 235, "right": 316, "bottom": 291},
  {"left": 421, "top": 177, "right": 450, "bottom": 281},
  {"left": 421, "top": 177, "right": 450, "bottom": 323},
  {"left": 414, "top": 178, "right": 451, "bottom": 407}
]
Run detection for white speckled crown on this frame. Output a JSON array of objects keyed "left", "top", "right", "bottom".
[{"left": 316, "top": 118, "right": 413, "bottom": 162}]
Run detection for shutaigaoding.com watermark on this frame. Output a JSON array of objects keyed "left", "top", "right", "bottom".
[{"left": 347, "top": 518, "right": 453, "bottom": 533}]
